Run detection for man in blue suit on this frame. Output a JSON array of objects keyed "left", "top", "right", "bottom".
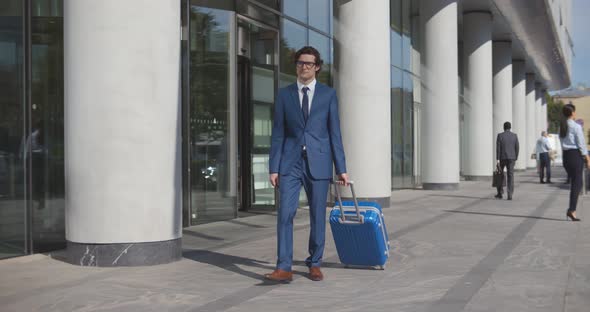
[{"left": 264, "top": 46, "right": 349, "bottom": 282}]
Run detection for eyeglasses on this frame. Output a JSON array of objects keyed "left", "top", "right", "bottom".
[{"left": 295, "top": 61, "right": 316, "bottom": 69}]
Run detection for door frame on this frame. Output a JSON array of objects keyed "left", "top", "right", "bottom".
[{"left": 235, "top": 14, "right": 280, "bottom": 212}]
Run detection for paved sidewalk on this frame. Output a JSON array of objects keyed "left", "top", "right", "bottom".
[{"left": 1, "top": 170, "right": 589, "bottom": 312}]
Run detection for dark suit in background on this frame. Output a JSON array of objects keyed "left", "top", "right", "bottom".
[{"left": 496, "top": 130, "right": 519, "bottom": 199}]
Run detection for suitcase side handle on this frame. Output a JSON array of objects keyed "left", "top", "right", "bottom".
[{"left": 333, "top": 180, "right": 363, "bottom": 224}]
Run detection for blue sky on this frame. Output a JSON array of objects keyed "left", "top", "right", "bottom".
[{"left": 572, "top": 0, "right": 590, "bottom": 87}]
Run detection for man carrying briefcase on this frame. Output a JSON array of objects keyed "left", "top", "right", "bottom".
[{"left": 495, "top": 121, "right": 519, "bottom": 200}]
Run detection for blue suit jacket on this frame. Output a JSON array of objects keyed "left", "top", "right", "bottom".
[{"left": 269, "top": 82, "right": 347, "bottom": 179}]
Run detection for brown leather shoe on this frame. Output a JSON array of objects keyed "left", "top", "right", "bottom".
[
  {"left": 309, "top": 267, "right": 324, "bottom": 281},
  {"left": 264, "top": 269, "right": 293, "bottom": 282}
]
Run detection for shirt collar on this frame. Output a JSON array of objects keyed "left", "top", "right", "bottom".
[{"left": 297, "top": 79, "right": 317, "bottom": 93}]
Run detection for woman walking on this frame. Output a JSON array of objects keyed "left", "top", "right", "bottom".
[{"left": 560, "top": 104, "right": 590, "bottom": 221}]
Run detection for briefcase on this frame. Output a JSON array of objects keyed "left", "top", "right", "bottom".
[
  {"left": 492, "top": 165, "right": 506, "bottom": 187},
  {"left": 329, "top": 181, "right": 390, "bottom": 269}
]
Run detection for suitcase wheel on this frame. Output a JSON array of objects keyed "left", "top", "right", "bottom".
[{"left": 378, "top": 265, "right": 385, "bottom": 270}]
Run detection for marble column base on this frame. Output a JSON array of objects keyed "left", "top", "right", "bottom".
[
  {"left": 422, "top": 183, "right": 459, "bottom": 190},
  {"left": 67, "top": 238, "right": 182, "bottom": 267},
  {"left": 463, "top": 175, "right": 493, "bottom": 181}
]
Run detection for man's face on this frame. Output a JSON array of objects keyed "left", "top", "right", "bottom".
[{"left": 296, "top": 54, "right": 319, "bottom": 82}]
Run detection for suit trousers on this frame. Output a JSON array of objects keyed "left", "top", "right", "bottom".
[
  {"left": 563, "top": 149, "right": 584, "bottom": 212},
  {"left": 497, "top": 159, "right": 515, "bottom": 196},
  {"left": 539, "top": 152, "right": 551, "bottom": 182},
  {"left": 276, "top": 154, "right": 330, "bottom": 271}
]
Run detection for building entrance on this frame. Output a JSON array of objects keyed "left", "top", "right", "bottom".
[{"left": 237, "top": 16, "right": 278, "bottom": 212}]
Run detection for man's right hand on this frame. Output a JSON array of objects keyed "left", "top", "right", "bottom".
[{"left": 270, "top": 173, "right": 279, "bottom": 188}]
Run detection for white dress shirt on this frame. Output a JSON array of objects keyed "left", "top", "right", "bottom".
[
  {"left": 562, "top": 119, "right": 589, "bottom": 156},
  {"left": 535, "top": 136, "right": 551, "bottom": 159},
  {"left": 296, "top": 79, "right": 316, "bottom": 114}
]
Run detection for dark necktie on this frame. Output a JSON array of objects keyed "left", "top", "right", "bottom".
[{"left": 302, "top": 86, "right": 309, "bottom": 123}]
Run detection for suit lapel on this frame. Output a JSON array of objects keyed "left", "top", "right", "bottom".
[{"left": 289, "top": 84, "right": 304, "bottom": 127}]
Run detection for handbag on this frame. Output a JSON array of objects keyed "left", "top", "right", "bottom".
[{"left": 492, "top": 164, "right": 506, "bottom": 188}]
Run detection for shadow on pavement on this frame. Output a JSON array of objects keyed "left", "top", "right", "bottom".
[
  {"left": 182, "top": 230, "right": 225, "bottom": 241},
  {"left": 183, "top": 249, "right": 307, "bottom": 286},
  {"left": 545, "top": 182, "right": 572, "bottom": 190},
  {"left": 292, "top": 260, "right": 348, "bottom": 269},
  {"left": 429, "top": 194, "right": 497, "bottom": 200},
  {"left": 444, "top": 210, "right": 566, "bottom": 222}
]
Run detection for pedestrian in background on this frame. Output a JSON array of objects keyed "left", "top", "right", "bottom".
[
  {"left": 495, "top": 121, "right": 519, "bottom": 200},
  {"left": 536, "top": 131, "right": 552, "bottom": 184},
  {"left": 559, "top": 104, "right": 589, "bottom": 221}
]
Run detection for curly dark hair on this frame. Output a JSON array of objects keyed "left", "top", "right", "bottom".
[{"left": 293, "top": 46, "right": 323, "bottom": 73}]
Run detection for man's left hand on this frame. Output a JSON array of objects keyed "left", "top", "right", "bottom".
[{"left": 337, "top": 173, "right": 350, "bottom": 186}]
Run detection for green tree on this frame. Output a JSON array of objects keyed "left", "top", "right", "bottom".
[{"left": 546, "top": 92, "right": 564, "bottom": 134}]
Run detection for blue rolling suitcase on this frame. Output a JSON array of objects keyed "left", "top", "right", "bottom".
[{"left": 329, "top": 181, "right": 390, "bottom": 269}]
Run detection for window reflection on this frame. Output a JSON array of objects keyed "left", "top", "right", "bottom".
[
  {"left": 0, "top": 0, "right": 65, "bottom": 257},
  {"left": 252, "top": 0, "right": 278, "bottom": 10},
  {"left": 0, "top": 0, "right": 26, "bottom": 259},
  {"left": 280, "top": 18, "right": 306, "bottom": 87},
  {"left": 309, "top": 0, "right": 331, "bottom": 34},
  {"left": 402, "top": 72, "right": 414, "bottom": 188},
  {"left": 391, "top": 0, "right": 402, "bottom": 68},
  {"left": 248, "top": 24, "right": 277, "bottom": 207},
  {"left": 391, "top": 67, "right": 404, "bottom": 188},
  {"left": 309, "top": 30, "right": 331, "bottom": 85},
  {"left": 189, "top": 6, "right": 237, "bottom": 224},
  {"left": 30, "top": 8, "right": 65, "bottom": 253},
  {"left": 402, "top": 0, "right": 412, "bottom": 70},
  {"left": 283, "top": 0, "right": 307, "bottom": 23},
  {"left": 391, "top": 0, "right": 416, "bottom": 189}
]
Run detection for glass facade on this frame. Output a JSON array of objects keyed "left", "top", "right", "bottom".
[
  {"left": 184, "top": 0, "right": 333, "bottom": 221},
  {"left": 30, "top": 0, "right": 65, "bottom": 254},
  {"left": 187, "top": 2, "right": 237, "bottom": 224},
  {"left": 279, "top": 0, "right": 333, "bottom": 204},
  {"left": 0, "top": 0, "right": 65, "bottom": 259},
  {"left": 390, "top": 0, "right": 418, "bottom": 189},
  {"left": 0, "top": 0, "right": 26, "bottom": 259},
  {"left": 0, "top": 0, "right": 395, "bottom": 257},
  {"left": 280, "top": 0, "right": 332, "bottom": 87}
]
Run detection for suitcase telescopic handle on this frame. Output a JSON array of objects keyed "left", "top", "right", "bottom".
[{"left": 333, "top": 180, "right": 363, "bottom": 224}]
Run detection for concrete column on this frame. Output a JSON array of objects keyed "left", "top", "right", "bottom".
[
  {"left": 492, "top": 41, "right": 512, "bottom": 144},
  {"left": 541, "top": 90, "right": 548, "bottom": 133},
  {"left": 334, "top": 0, "right": 391, "bottom": 205},
  {"left": 462, "top": 12, "right": 493, "bottom": 180},
  {"left": 535, "top": 84, "right": 544, "bottom": 137},
  {"left": 459, "top": 42, "right": 465, "bottom": 175},
  {"left": 525, "top": 74, "right": 537, "bottom": 168},
  {"left": 420, "top": 0, "right": 459, "bottom": 190},
  {"left": 512, "top": 61, "right": 527, "bottom": 170},
  {"left": 64, "top": 0, "right": 182, "bottom": 266},
  {"left": 411, "top": 14, "right": 422, "bottom": 181}
]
